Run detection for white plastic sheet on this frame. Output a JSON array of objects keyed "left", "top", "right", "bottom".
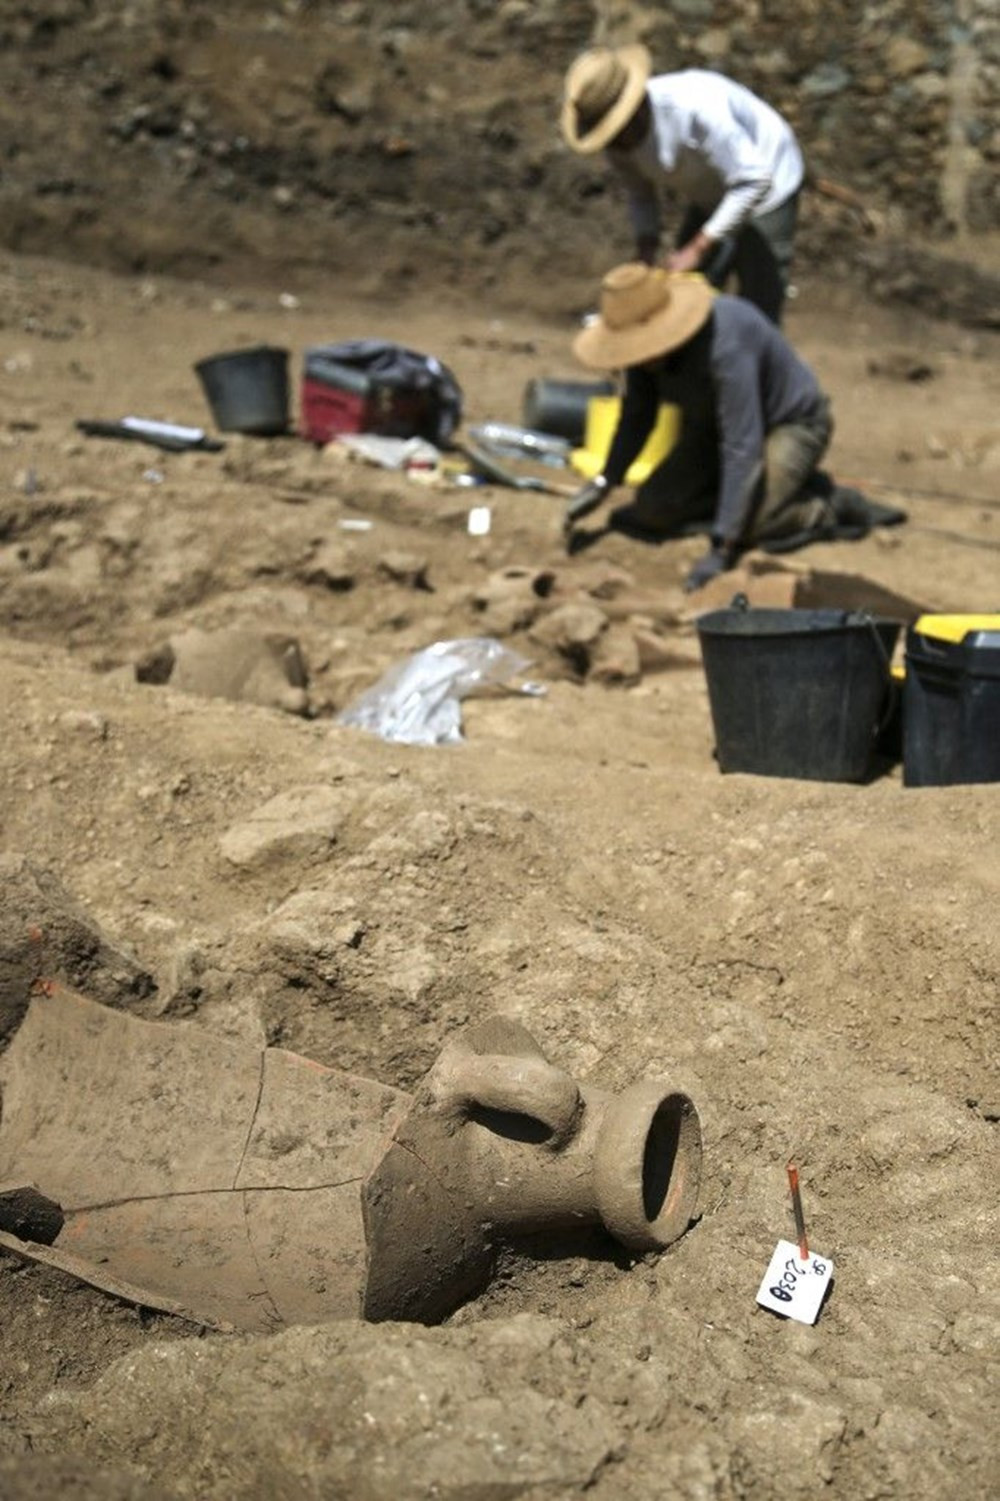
[
  {"left": 332, "top": 434, "right": 440, "bottom": 471},
  {"left": 336, "top": 638, "right": 543, "bottom": 746}
]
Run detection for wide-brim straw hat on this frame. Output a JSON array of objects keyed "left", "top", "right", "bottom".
[
  {"left": 562, "top": 44, "right": 652, "bottom": 154},
  {"left": 574, "top": 263, "right": 715, "bottom": 370}
]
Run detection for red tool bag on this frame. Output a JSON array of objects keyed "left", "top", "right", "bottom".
[{"left": 300, "top": 340, "right": 463, "bottom": 447}]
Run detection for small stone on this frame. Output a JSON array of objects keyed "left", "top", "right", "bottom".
[
  {"left": 14, "top": 468, "right": 39, "bottom": 495},
  {"left": 303, "top": 542, "right": 356, "bottom": 592},
  {"left": 333, "top": 921, "right": 366, "bottom": 949},
  {"left": 576, "top": 561, "right": 636, "bottom": 600},
  {"left": 912, "top": 72, "right": 947, "bottom": 99},
  {"left": 56, "top": 710, "right": 108, "bottom": 740},
  {"left": 589, "top": 624, "right": 641, "bottom": 686},
  {"left": 867, "top": 351, "right": 935, "bottom": 382},
  {"left": 670, "top": 0, "right": 714, "bottom": 17},
  {"left": 219, "top": 786, "right": 352, "bottom": 870},
  {"left": 376, "top": 551, "right": 431, "bottom": 589},
  {"left": 632, "top": 626, "right": 697, "bottom": 673},
  {"left": 529, "top": 600, "right": 608, "bottom": 652},
  {"left": 886, "top": 37, "right": 931, "bottom": 76},
  {"left": 694, "top": 28, "right": 731, "bottom": 60},
  {"left": 801, "top": 62, "right": 852, "bottom": 97}
]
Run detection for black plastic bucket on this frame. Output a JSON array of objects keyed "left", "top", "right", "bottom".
[
  {"left": 194, "top": 345, "right": 290, "bottom": 435},
  {"left": 521, "top": 377, "right": 616, "bottom": 446},
  {"left": 696, "top": 604, "right": 902, "bottom": 782}
]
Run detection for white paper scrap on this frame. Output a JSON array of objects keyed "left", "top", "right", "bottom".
[
  {"left": 468, "top": 506, "right": 492, "bottom": 536},
  {"left": 335, "top": 434, "right": 439, "bottom": 471},
  {"left": 756, "top": 1239, "right": 834, "bottom": 1325}
]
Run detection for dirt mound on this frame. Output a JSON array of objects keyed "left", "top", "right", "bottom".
[
  {"left": 0, "top": 0, "right": 597, "bottom": 303},
  {"left": 0, "top": 237, "right": 998, "bottom": 1496}
]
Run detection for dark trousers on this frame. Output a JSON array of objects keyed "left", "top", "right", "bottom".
[
  {"left": 610, "top": 396, "right": 835, "bottom": 547},
  {"left": 679, "top": 192, "right": 800, "bottom": 325}
]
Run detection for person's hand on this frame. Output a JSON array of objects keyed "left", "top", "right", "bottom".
[
  {"left": 666, "top": 243, "right": 703, "bottom": 274},
  {"left": 667, "top": 230, "right": 716, "bottom": 275},
  {"left": 684, "top": 545, "right": 731, "bottom": 593},
  {"left": 563, "top": 475, "right": 609, "bottom": 534}
]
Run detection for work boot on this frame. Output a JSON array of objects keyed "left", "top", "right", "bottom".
[{"left": 831, "top": 487, "right": 907, "bottom": 529}]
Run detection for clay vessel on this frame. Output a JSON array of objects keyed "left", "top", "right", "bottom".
[
  {"left": 363, "top": 1015, "right": 702, "bottom": 1320},
  {"left": 0, "top": 988, "right": 701, "bottom": 1330}
]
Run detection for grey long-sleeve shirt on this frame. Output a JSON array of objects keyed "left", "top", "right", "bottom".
[
  {"left": 609, "top": 70, "right": 804, "bottom": 246},
  {"left": 602, "top": 295, "right": 826, "bottom": 544}
]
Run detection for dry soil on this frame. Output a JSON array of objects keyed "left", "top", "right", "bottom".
[{"left": 0, "top": 242, "right": 998, "bottom": 1500}]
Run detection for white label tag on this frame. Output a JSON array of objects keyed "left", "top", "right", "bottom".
[
  {"left": 468, "top": 506, "right": 492, "bottom": 536},
  {"left": 756, "top": 1239, "right": 834, "bottom": 1325}
]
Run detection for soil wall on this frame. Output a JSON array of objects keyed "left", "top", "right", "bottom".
[
  {"left": 0, "top": 0, "right": 996, "bottom": 309},
  {"left": 601, "top": 0, "right": 1000, "bottom": 237}
]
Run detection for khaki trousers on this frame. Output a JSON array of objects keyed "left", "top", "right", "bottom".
[{"left": 749, "top": 396, "right": 834, "bottom": 543}]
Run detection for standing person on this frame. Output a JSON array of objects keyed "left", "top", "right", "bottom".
[
  {"left": 561, "top": 45, "right": 804, "bottom": 324},
  {"left": 562, "top": 263, "right": 905, "bottom": 591}
]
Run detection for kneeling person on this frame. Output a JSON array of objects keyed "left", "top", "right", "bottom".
[{"left": 566, "top": 264, "right": 894, "bottom": 592}]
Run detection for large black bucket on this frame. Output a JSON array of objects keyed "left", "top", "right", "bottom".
[
  {"left": 195, "top": 345, "right": 290, "bottom": 435},
  {"left": 521, "top": 377, "right": 616, "bottom": 446},
  {"left": 696, "top": 604, "right": 902, "bottom": 782}
]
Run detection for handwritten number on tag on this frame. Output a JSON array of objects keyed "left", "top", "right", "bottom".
[{"left": 770, "top": 1255, "right": 825, "bottom": 1303}]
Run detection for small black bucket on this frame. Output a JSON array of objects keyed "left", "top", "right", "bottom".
[
  {"left": 696, "top": 603, "right": 902, "bottom": 783},
  {"left": 194, "top": 345, "right": 290, "bottom": 435},
  {"left": 521, "top": 377, "right": 616, "bottom": 446}
]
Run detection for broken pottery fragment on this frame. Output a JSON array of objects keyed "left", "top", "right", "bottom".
[{"left": 0, "top": 988, "right": 701, "bottom": 1331}]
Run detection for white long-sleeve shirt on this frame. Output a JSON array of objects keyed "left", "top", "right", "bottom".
[{"left": 609, "top": 70, "right": 804, "bottom": 245}]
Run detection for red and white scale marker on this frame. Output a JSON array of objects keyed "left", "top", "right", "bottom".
[{"left": 755, "top": 1162, "right": 834, "bottom": 1325}]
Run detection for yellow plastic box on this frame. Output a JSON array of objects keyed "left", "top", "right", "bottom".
[{"left": 911, "top": 613, "right": 1000, "bottom": 643}]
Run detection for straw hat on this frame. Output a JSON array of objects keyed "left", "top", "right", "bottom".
[
  {"left": 574, "top": 264, "right": 715, "bottom": 370},
  {"left": 562, "top": 45, "right": 652, "bottom": 154}
]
